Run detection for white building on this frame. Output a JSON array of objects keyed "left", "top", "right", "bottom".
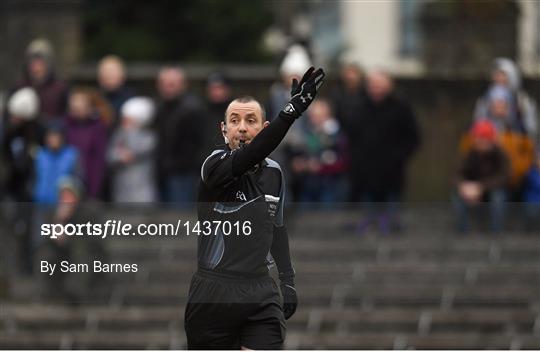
[{"left": 308, "top": 0, "right": 540, "bottom": 77}]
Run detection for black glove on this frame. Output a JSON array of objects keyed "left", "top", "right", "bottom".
[
  {"left": 282, "top": 66, "right": 326, "bottom": 118},
  {"left": 280, "top": 275, "right": 298, "bottom": 320}
]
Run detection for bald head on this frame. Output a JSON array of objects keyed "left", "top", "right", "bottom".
[
  {"left": 367, "top": 70, "right": 394, "bottom": 103},
  {"left": 224, "top": 96, "right": 266, "bottom": 122},
  {"left": 98, "top": 55, "right": 126, "bottom": 91}
]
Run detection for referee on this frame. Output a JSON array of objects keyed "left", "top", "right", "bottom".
[{"left": 185, "top": 67, "right": 325, "bottom": 349}]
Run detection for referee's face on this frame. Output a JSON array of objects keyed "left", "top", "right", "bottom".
[{"left": 223, "top": 101, "right": 269, "bottom": 149}]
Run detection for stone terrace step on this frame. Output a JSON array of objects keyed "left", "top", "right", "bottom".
[
  {"left": 101, "top": 283, "right": 540, "bottom": 309},
  {"left": 1, "top": 304, "right": 182, "bottom": 332},
  {"left": 5, "top": 330, "right": 538, "bottom": 350},
  {"left": 3, "top": 303, "right": 536, "bottom": 336},
  {"left": 290, "top": 308, "right": 537, "bottom": 334},
  {"left": 0, "top": 331, "right": 177, "bottom": 349},
  {"left": 106, "top": 235, "right": 540, "bottom": 265},
  {"left": 289, "top": 332, "right": 540, "bottom": 350},
  {"left": 111, "top": 262, "right": 540, "bottom": 285}
]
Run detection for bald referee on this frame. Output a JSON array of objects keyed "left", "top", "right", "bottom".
[{"left": 184, "top": 67, "right": 325, "bottom": 349}]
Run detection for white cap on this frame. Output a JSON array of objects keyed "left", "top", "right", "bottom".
[
  {"left": 8, "top": 88, "right": 40, "bottom": 120},
  {"left": 280, "top": 44, "right": 311, "bottom": 77},
  {"left": 121, "top": 97, "right": 155, "bottom": 126}
]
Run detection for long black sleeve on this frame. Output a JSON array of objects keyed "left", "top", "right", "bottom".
[
  {"left": 270, "top": 225, "right": 295, "bottom": 285},
  {"left": 231, "top": 112, "right": 294, "bottom": 176}
]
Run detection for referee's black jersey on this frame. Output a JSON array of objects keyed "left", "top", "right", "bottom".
[{"left": 197, "top": 145, "right": 285, "bottom": 276}]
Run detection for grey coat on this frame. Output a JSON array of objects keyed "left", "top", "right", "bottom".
[{"left": 107, "top": 128, "right": 158, "bottom": 202}]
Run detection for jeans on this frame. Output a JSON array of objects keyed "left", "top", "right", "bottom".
[
  {"left": 298, "top": 174, "right": 348, "bottom": 208},
  {"left": 452, "top": 189, "right": 506, "bottom": 233},
  {"left": 161, "top": 174, "right": 196, "bottom": 206},
  {"left": 525, "top": 202, "right": 540, "bottom": 231}
]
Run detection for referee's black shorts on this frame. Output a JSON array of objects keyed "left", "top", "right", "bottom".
[{"left": 184, "top": 269, "right": 285, "bottom": 350}]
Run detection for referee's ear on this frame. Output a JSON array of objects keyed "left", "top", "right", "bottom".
[
  {"left": 262, "top": 121, "right": 270, "bottom": 129},
  {"left": 221, "top": 121, "right": 229, "bottom": 144}
]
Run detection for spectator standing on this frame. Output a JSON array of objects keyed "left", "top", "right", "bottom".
[
  {"left": 64, "top": 88, "right": 109, "bottom": 200},
  {"left": 97, "top": 55, "right": 134, "bottom": 129},
  {"left": 331, "top": 62, "right": 367, "bottom": 134},
  {"left": 290, "top": 99, "right": 349, "bottom": 205},
  {"left": 474, "top": 58, "right": 538, "bottom": 141},
  {"left": 2, "top": 88, "right": 44, "bottom": 201},
  {"left": 204, "top": 72, "right": 233, "bottom": 150},
  {"left": 2, "top": 88, "right": 43, "bottom": 274},
  {"left": 351, "top": 70, "right": 420, "bottom": 234},
  {"left": 154, "top": 67, "right": 205, "bottom": 204},
  {"left": 107, "top": 97, "right": 157, "bottom": 203},
  {"left": 16, "top": 39, "right": 69, "bottom": 121}
]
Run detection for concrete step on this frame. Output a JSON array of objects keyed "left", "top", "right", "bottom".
[
  {"left": 96, "top": 283, "right": 539, "bottom": 308},
  {"left": 0, "top": 331, "right": 177, "bottom": 349},
  {"left": 3, "top": 303, "right": 536, "bottom": 336},
  {"left": 288, "top": 332, "right": 540, "bottom": 349}
]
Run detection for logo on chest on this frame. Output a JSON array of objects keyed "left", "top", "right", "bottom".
[{"left": 235, "top": 191, "right": 247, "bottom": 202}]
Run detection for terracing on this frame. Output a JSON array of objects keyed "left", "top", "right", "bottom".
[{"left": 1, "top": 206, "right": 539, "bottom": 349}]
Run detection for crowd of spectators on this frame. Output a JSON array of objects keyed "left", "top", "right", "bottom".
[
  {"left": 1, "top": 39, "right": 539, "bottom": 276},
  {"left": 455, "top": 58, "right": 540, "bottom": 233},
  {"left": 0, "top": 40, "right": 421, "bottom": 211}
]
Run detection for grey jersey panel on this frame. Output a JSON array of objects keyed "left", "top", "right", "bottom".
[
  {"left": 265, "top": 158, "right": 285, "bottom": 227},
  {"left": 200, "top": 149, "right": 225, "bottom": 181},
  {"left": 198, "top": 228, "right": 225, "bottom": 269}
]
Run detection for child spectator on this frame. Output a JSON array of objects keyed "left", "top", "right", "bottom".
[
  {"left": 33, "top": 121, "right": 80, "bottom": 204},
  {"left": 107, "top": 97, "right": 157, "bottom": 203},
  {"left": 36, "top": 176, "right": 107, "bottom": 301},
  {"left": 474, "top": 58, "right": 537, "bottom": 141},
  {"left": 481, "top": 86, "right": 522, "bottom": 133},
  {"left": 291, "top": 99, "right": 349, "bottom": 205}
]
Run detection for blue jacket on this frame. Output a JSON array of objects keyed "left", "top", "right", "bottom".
[
  {"left": 33, "top": 145, "right": 79, "bottom": 204},
  {"left": 524, "top": 167, "right": 540, "bottom": 203}
]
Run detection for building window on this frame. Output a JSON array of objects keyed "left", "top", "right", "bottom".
[
  {"left": 311, "top": 0, "right": 343, "bottom": 63},
  {"left": 399, "top": 0, "right": 424, "bottom": 57}
]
